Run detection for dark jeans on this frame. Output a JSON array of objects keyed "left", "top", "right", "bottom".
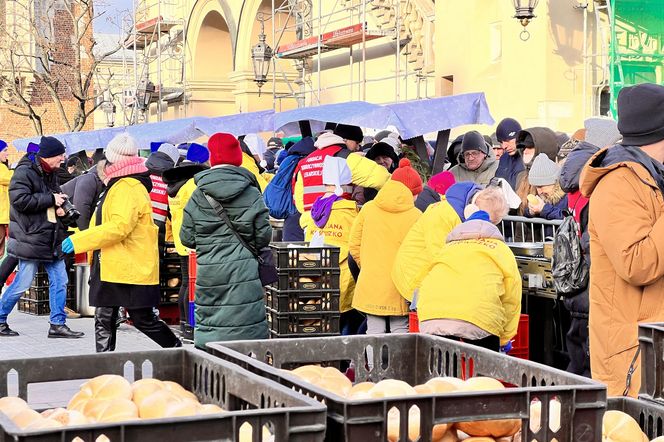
[
  {"left": 566, "top": 316, "right": 591, "bottom": 377},
  {"left": 438, "top": 334, "right": 500, "bottom": 352},
  {"left": 95, "top": 306, "right": 181, "bottom": 352},
  {"left": 178, "top": 255, "right": 190, "bottom": 324}
]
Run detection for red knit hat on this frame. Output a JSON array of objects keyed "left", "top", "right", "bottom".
[
  {"left": 208, "top": 132, "right": 242, "bottom": 167},
  {"left": 427, "top": 171, "right": 456, "bottom": 195},
  {"left": 391, "top": 158, "right": 423, "bottom": 196}
]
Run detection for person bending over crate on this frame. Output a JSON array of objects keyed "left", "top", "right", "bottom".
[
  {"left": 416, "top": 190, "right": 522, "bottom": 352},
  {"left": 300, "top": 156, "right": 359, "bottom": 334}
]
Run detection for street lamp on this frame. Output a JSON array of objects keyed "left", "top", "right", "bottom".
[
  {"left": 101, "top": 100, "right": 116, "bottom": 127},
  {"left": 136, "top": 79, "right": 155, "bottom": 112},
  {"left": 513, "top": 0, "right": 539, "bottom": 40},
  {"left": 251, "top": 13, "right": 273, "bottom": 96}
]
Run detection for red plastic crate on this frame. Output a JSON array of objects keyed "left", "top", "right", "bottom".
[
  {"left": 187, "top": 251, "right": 196, "bottom": 328},
  {"left": 508, "top": 314, "right": 529, "bottom": 360},
  {"left": 408, "top": 311, "right": 419, "bottom": 333}
]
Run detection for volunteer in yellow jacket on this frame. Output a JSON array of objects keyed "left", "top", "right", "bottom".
[
  {"left": 350, "top": 159, "right": 422, "bottom": 334},
  {"left": 65, "top": 133, "right": 181, "bottom": 352},
  {"left": 417, "top": 203, "right": 521, "bottom": 352},
  {"left": 300, "top": 156, "right": 359, "bottom": 331},
  {"left": 0, "top": 140, "right": 12, "bottom": 256}
]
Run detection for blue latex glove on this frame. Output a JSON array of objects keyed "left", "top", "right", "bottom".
[
  {"left": 61, "top": 237, "right": 74, "bottom": 254},
  {"left": 500, "top": 341, "right": 513, "bottom": 354}
]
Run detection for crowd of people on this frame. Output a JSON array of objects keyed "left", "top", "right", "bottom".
[{"left": 0, "top": 83, "right": 662, "bottom": 398}]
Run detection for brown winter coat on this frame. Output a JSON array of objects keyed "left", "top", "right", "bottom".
[{"left": 580, "top": 148, "right": 664, "bottom": 397}]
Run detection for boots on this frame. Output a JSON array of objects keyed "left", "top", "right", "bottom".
[
  {"left": 0, "top": 323, "right": 18, "bottom": 337},
  {"left": 180, "top": 321, "right": 194, "bottom": 341},
  {"left": 95, "top": 307, "right": 117, "bottom": 352},
  {"left": 48, "top": 324, "right": 84, "bottom": 339}
]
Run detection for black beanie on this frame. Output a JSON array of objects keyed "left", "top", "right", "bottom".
[
  {"left": 617, "top": 83, "right": 664, "bottom": 146},
  {"left": 496, "top": 118, "right": 522, "bottom": 142},
  {"left": 334, "top": 124, "right": 363, "bottom": 143},
  {"left": 461, "top": 131, "right": 489, "bottom": 155},
  {"left": 38, "top": 136, "right": 66, "bottom": 158}
]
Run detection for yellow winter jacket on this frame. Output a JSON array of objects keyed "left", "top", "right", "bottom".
[
  {"left": 392, "top": 199, "right": 462, "bottom": 301},
  {"left": 0, "top": 163, "right": 12, "bottom": 225},
  {"left": 69, "top": 177, "right": 159, "bottom": 285},
  {"left": 241, "top": 152, "right": 268, "bottom": 192},
  {"left": 350, "top": 180, "right": 421, "bottom": 316},
  {"left": 300, "top": 197, "right": 359, "bottom": 313},
  {"left": 294, "top": 151, "right": 391, "bottom": 213},
  {"left": 168, "top": 178, "right": 197, "bottom": 256},
  {"left": 417, "top": 220, "right": 522, "bottom": 345}
]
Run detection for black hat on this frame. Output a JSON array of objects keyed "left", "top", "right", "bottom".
[
  {"left": 38, "top": 136, "right": 66, "bottom": 158},
  {"left": 334, "top": 124, "right": 363, "bottom": 143},
  {"left": 446, "top": 135, "right": 464, "bottom": 168},
  {"left": 267, "top": 137, "right": 283, "bottom": 149},
  {"left": 366, "top": 141, "right": 399, "bottom": 166},
  {"left": 617, "top": 83, "right": 664, "bottom": 146},
  {"left": 496, "top": 118, "right": 522, "bottom": 142},
  {"left": 461, "top": 131, "right": 489, "bottom": 155}
]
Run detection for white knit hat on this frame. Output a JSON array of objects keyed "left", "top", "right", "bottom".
[
  {"left": 314, "top": 132, "right": 345, "bottom": 149},
  {"left": 322, "top": 156, "right": 352, "bottom": 196},
  {"left": 106, "top": 133, "right": 139, "bottom": 164},
  {"left": 157, "top": 143, "right": 180, "bottom": 165},
  {"left": 528, "top": 153, "right": 560, "bottom": 186},
  {"left": 584, "top": 116, "right": 621, "bottom": 149}
]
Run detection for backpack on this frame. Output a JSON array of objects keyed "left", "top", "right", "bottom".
[
  {"left": 552, "top": 214, "right": 589, "bottom": 297},
  {"left": 263, "top": 154, "right": 301, "bottom": 219}
]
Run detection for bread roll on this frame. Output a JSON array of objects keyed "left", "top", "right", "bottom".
[
  {"left": 527, "top": 194, "right": 539, "bottom": 205},
  {"left": 162, "top": 381, "right": 199, "bottom": 403},
  {"left": 132, "top": 379, "right": 165, "bottom": 407},
  {"left": 463, "top": 438, "right": 497, "bottom": 442},
  {"left": 67, "top": 389, "right": 93, "bottom": 412},
  {"left": 198, "top": 404, "right": 225, "bottom": 415},
  {"left": 85, "top": 399, "right": 139, "bottom": 423},
  {"left": 348, "top": 382, "right": 375, "bottom": 399},
  {"left": 437, "top": 429, "right": 459, "bottom": 442},
  {"left": 163, "top": 400, "right": 199, "bottom": 418},
  {"left": 414, "top": 383, "right": 435, "bottom": 395},
  {"left": 0, "top": 396, "right": 29, "bottom": 418},
  {"left": 455, "top": 378, "right": 520, "bottom": 438},
  {"left": 602, "top": 410, "right": 649, "bottom": 442},
  {"left": 12, "top": 408, "right": 42, "bottom": 429},
  {"left": 291, "top": 365, "right": 323, "bottom": 384},
  {"left": 369, "top": 379, "right": 417, "bottom": 398},
  {"left": 386, "top": 406, "right": 422, "bottom": 442},
  {"left": 426, "top": 377, "right": 465, "bottom": 393},
  {"left": 25, "top": 417, "right": 64, "bottom": 430},
  {"left": 651, "top": 437, "right": 664, "bottom": 442},
  {"left": 81, "top": 374, "right": 132, "bottom": 401},
  {"left": 42, "top": 407, "right": 88, "bottom": 426},
  {"left": 96, "top": 435, "right": 111, "bottom": 442}
]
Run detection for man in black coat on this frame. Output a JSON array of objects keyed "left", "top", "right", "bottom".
[{"left": 0, "top": 137, "right": 84, "bottom": 338}]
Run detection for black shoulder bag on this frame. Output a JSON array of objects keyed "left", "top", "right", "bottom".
[{"left": 203, "top": 192, "right": 278, "bottom": 286}]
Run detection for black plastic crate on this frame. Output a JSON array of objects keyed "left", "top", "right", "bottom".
[
  {"left": 0, "top": 348, "right": 326, "bottom": 442},
  {"left": 265, "top": 286, "right": 340, "bottom": 313},
  {"left": 266, "top": 307, "right": 340, "bottom": 335},
  {"left": 607, "top": 396, "right": 664, "bottom": 439},
  {"left": 639, "top": 323, "right": 664, "bottom": 404},
  {"left": 207, "top": 334, "right": 607, "bottom": 442},
  {"left": 270, "top": 268, "right": 340, "bottom": 291},
  {"left": 269, "top": 330, "right": 340, "bottom": 339},
  {"left": 270, "top": 242, "right": 340, "bottom": 270},
  {"left": 32, "top": 272, "right": 49, "bottom": 288},
  {"left": 26, "top": 287, "right": 49, "bottom": 302},
  {"left": 18, "top": 299, "right": 49, "bottom": 316}
]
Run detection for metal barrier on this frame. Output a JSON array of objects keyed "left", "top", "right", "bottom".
[{"left": 499, "top": 215, "right": 563, "bottom": 243}]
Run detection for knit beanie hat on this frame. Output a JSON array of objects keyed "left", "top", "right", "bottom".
[
  {"left": 314, "top": 132, "right": 345, "bottom": 149},
  {"left": 584, "top": 116, "right": 621, "bottom": 149},
  {"left": 427, "top": 171, "right": 456, "bottom": 195},
  {"left": 496, "top": 118, "right": 522, "bottom": 142},
  {"left": 528, "top": 153, "right": 560, "bottom": 186},
  {"left": 0, "top": 140, "right": 7, "bottom": 152},
  {"left": 38, "top": 136, "right": 66, "bottom": 158},
  {"left": 267, "top": 137, "right": 283, "bottom": 149},
  {"left": 157, "top": 143, "right": 180, "bottom": 165},
  {"left": 617, "top": 83, "right": 664, "bottom": 146},
  {"left": 27, "top": 142, "right": 40, "bottom": 154},
  {"left": 208, "top": 132, "right": 242, "bottom": 167},
  {"left": 106, "top": 133, "right": 139, "bottom": 164},
  {"left": 186, "top": 143, "right": 210, "bottom": 164},
  {"left": 334, "top": 124, "right": 363, "bottom": 143},
  {"left": 461, "top": 130, "right": 489, "bottom": 155},
  {"left": 322, "top": 156, "right": 352, "bottom": 196},
  {"left": 391, "top": 158, "right": 423, "bottom": 195}
]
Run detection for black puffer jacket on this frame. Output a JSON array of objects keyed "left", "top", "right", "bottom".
[
  {"left": 7, "top": 155, "right": 66, "bottom": 261},
  {"left": 61, "top": 166, "right": 105, "bottom": 230},
  {"left": 414, "top": 185, "right": 441, "bottom": 212}
]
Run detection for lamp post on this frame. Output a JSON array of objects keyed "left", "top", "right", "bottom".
[
  {"left": 102, "top": 100, "right": 116, "bottom": 127},
  {"left": 251, "top": 13, "right": 273, "bottom": 97},
  {"left": 513, "top": 0, "right": 539, "bottom": 41},
  {"left": 135, "top": 79, "right": 155, "bottom": 123}
]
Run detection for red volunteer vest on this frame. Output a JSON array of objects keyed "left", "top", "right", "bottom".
[
  {"left": 150, "top": 174, "right": 169, "bottom": 224},
  {"left": 294, "top": 145, "right": 352, "bottom": 211}
]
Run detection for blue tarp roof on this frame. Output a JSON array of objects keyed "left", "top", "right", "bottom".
[{"left": 11, "top": 93, "right": 494, "bottom": 153}]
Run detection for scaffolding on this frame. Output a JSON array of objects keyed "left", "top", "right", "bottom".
[
  {"left": 267, "top": 0, "right": 436, "bottom": 110},
  {"left": 123, "top": 0, "right": 188, "bottom": 124}
]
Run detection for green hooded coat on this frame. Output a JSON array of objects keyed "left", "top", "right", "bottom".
[{"left": 180, "top": 165, "right": 271, "bottom": 348}]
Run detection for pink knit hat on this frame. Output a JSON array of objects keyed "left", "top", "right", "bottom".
[{"left": 427, "top": 171, "right": 456, "bottom": 195}]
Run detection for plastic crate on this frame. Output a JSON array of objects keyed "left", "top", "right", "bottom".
[
  {"left": 270, "top": 268, "right": 340, "bottom": 291},
  {"left": 32, "top": 272, "right": 49, "bottom": 288},
  {"left": 0, "top": 348, "right": 326, "bottom": 442},
  {"left": 160, "top": 287, "right": 180, "bottom": 304},
  {"left": 270, "top": 242, "right": 340, "bottom": 270},
  {"left": 265, "top": 286, "right": 340, "bottom": 313},
  {"left": 207, "top": 334, "right": 607, "bottom": 442},
  {"left": 607, "top": 396, "right": 664, "bottom": 439},
  {"left": 409, "top": 311, "right": 419, "bottom": 332},
  {"left": 266, "top": 308, "right": 340, "bottom": 336},
  {"left": 26, "top": 287, "right": 49, "bottom": 302},
  {"left": 639, "top": 322, "right": 664, "bottom": 404},
  {"left": 18, "top": 299, "right": 49, "bottom": 316},
  {"left": 508, "top": 314, "right": 529, "bottom": 360}
]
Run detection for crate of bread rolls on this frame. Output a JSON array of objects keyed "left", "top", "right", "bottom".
[
  {"left": 207, "top": 334, "right": 607, "bottom": 442},
  {"left": 266, "top": 307, "right": 340, "bottom": 337},
  {"left": 0, "top": 348, "right": 326, "bottom": 442},
  {"left": 605, "top": 396, "right": 664, "bottom": 441},
  {"left": 269, "top": 242, "right": 340, "bottom": 270}
]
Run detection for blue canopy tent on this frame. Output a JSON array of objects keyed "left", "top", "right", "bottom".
[{"left": 195, "top": 110, "right": 275, "bottom": 136}]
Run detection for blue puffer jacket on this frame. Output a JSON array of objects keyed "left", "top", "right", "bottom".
[{"left": 494, "top": 152, "right": 525, "bottom": 190}]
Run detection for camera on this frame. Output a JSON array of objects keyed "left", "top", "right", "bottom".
[{"left": 59, "top": 197, "right": 80, "bottom": 226}]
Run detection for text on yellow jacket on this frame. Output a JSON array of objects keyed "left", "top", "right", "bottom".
[
  {"left": 69, "top": 177, "right": 159, "bottom": 285},
  {"left": 0, "top": 162, "right": 13, "bottom": 225},
  {"left": 392, "top": 198, "right": 462, "bottom": 301},
  {"left": 350, "top": 180, "right": 421, "bottom": 316},
  {"left": 300, "top": 196, "right": 359, "bottom": 312},
  {"left": 168, "top": 178, "right": 197, "bottom": 256},
  {"left": 416, "top": 219, "right": 522, "bottom": 345}
]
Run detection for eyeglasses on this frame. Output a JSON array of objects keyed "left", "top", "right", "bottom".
[{"left": 463, "top": 151, "right": 485, "bottom": 159}]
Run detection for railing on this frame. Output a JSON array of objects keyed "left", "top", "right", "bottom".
[{"left": 498, "top": 215, "right": 563, "bottom": 244}]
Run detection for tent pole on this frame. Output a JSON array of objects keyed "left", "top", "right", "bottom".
[{"left": 432, "top": 129, "right": 450, "bottom": 175}]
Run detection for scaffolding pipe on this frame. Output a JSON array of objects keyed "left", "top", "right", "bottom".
[
  {"left": 361, "top": 0, "right": 367, "bottom": 101},
  {"left": 132, "top": 0, "right": 138, "bottom": 124},
  {"left": 157, "top": 0, "right": 162, "bottom": 122},
  {"left": 396, "top": 0, "right": 401, "bottom": 102},
  {"left": 582, "top": 2, "right": 588, "bottom": 119}
]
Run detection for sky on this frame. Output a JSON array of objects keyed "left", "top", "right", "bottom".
[{"left": 94, "top": 0, "right": 134, "bottom": 34}]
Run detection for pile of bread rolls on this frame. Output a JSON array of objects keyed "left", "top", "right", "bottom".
[
  {"left": 602, "top": 409, "right": 664, "bottom": 442},
  {"left": 288, "top": 365, "right": 521, "bottom": 442}
]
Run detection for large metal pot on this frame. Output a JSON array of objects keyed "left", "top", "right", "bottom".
[{"left": 507, "top": 242, "right": 545, "bottom": 257}]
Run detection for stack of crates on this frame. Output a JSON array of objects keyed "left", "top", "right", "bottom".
[
  {"left": 18, "top": 265, "right": 76, "bottom": 316},
  {"left": 265, "top": 242, "right": 341, "bottom": 338},
  {"left": 160, "top": 242, "right": 181, "bottom": 305}
]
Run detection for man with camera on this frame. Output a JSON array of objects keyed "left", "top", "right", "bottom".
[{"left": 0, "top": 136, "right": 84, "bottom": 338}]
